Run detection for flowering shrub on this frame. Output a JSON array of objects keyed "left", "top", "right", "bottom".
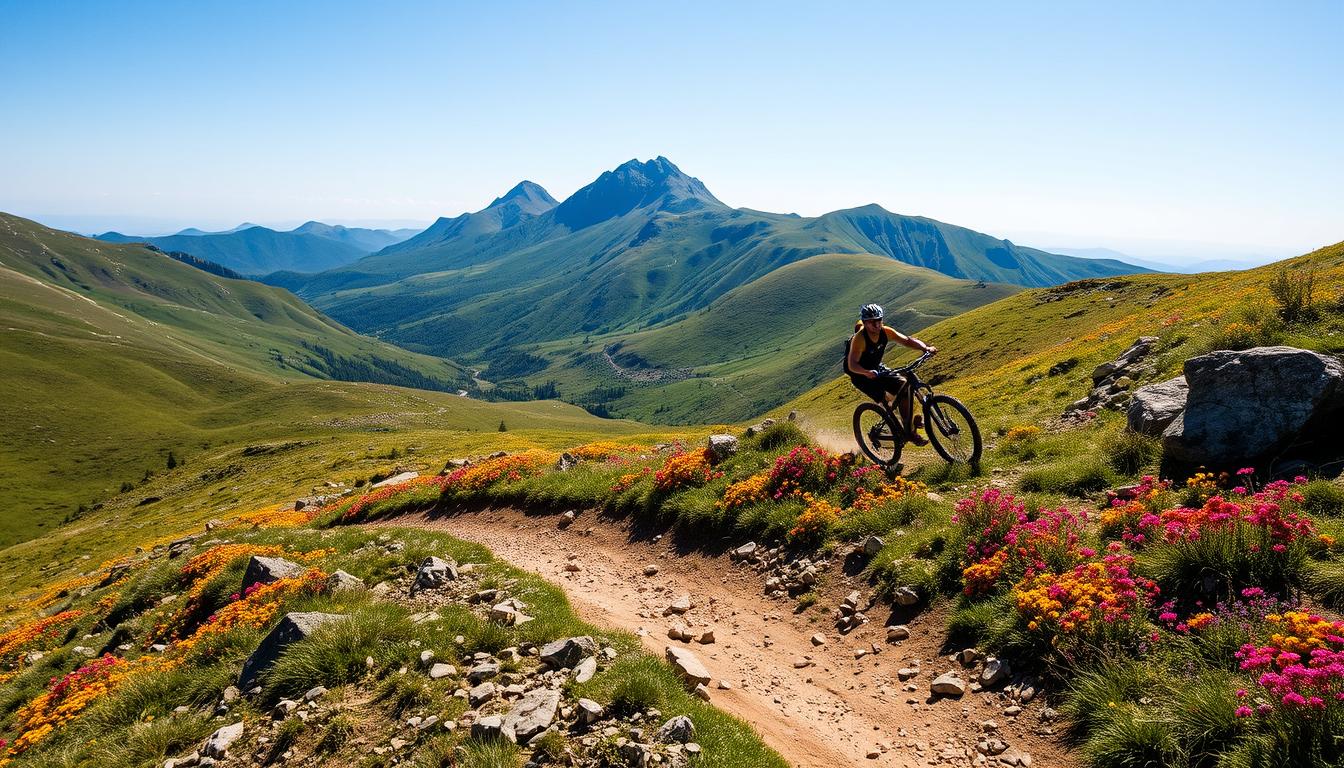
[
  {"left": 7, "top": 653, "right": 170, "bottom": 756},
  {"left": 653, "top": 449, "right": 721, "bottom": 492},
  {"left": 718, "top": 472, "right": 771, "bottom": 511},
  {"left": 1100, "top": 475, "right": 1173, "bottom": 539},
  {"left": 766, "top": 446, "right": 851, "bottom": 499},
  {"left": 847, "top": 474, "right": 926, "bottom": 513},
  {"left": 1014, "top": 551, "right": 1158, "bottom": 648},
  {"left": 1236, "top": 611, "right": 1344, "bottom": 715},
  {"left": 340, "top": 475, "right": 448, "bottom": 522},
  {"left": 1003, "top": 425, "right": 1041, "bottom": 442},
  {"left": 610, "top": 469, "right": 649, "bottom": 494},
  {"left": 953, "top": 488, "right": 1027, "bottom": 573},
  {"left": 961, "top": 504, "right": 1090, "bottom": 596},
  {"left": 788, "top": 496, "right": 842, "bottom": 543},
  {"left": 173, "top": 568, "right": 328, "bottom": 657},
  {"left": 0, "top": 611, "right": 83, "bottom": 684},
  {"left": 237, "top": 501, "right": 320, "bottom": 528},
  {"left": 443, "top": 453, "right": 554, "bottom": 495}
]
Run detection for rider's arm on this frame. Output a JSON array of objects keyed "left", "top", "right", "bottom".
[
  {"left": 847, "top": 334, "right": 878, "bottom": 379},
  {"left": 887, "top": 326, "right": 937, "bottom": 355}
]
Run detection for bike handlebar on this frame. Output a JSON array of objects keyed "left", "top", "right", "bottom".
[{"left": 877, "top": 349, "right": 936, "bottom": 377}]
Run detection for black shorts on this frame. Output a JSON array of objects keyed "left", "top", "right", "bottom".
[{"left": 849, "top": 373, "right": 907, "bottom": 403}]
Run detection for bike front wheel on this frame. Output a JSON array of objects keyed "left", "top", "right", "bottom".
[
  {"left": 853, "top": 402, "right": 904, "bottom": 467},
  {"left": 923, "top": 394, "right": 982, "bottom": 465}
]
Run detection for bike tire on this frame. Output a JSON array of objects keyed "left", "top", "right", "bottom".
[
  {"left": 924, "top": 394, "right": 982, "bottom": 465},
  {"left": 853, "top": 402, "right": 904, "bottom": 467}
]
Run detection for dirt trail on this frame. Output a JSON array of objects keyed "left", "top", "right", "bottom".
[{"left": 379, "top": 508, "right": 1075, "bottom": 768}]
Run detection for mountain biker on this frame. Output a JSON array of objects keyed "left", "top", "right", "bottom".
[{"left": 844, "top": 303, "right": 938, "bottom": 446}]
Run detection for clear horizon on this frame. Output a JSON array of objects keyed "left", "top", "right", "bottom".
[{"left": 2, "top": 1, "right": 1340, "bottom": 260}]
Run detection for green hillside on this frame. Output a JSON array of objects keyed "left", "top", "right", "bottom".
[
  {"left": 277, "top": 158, "right": 1145, "bottom": 364},
  {"left": 512, "top": 253, "right": 1020, "bottom": 423},
  {"left": 783, "top": 240, "right": 1344, "bottom": 438},
  {"left": 0, "top": 213, "right": 566, "bottom": 545},
  {"left": 95, "top": 221, "right": 410, "bottom": 275}
]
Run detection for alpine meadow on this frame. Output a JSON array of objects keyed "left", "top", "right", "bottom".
[{"left": 2, "top": 5, "right": 1342, "bottom": 768}]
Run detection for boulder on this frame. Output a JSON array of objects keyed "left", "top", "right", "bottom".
[
  {"left": 1162, "top": 347, "right": 1344, "bottom": 465},
  {"left": 539, "top": 636, "right": 598, "bottom": 669},
  {"left": 573, "top": 656, "right": 598, "bottom": 683},
  {"left": 1127, "top": 376, "right": 1188, "bottom": 436},
  {"left": 731, "top": 542, "right": 758, "bottom": 561},
  {"left": 241, "top": 556, "right": 305, "bottom": 590},
  {"left": 980, "top": 657, "right": 1011, "bottom": 687},
  {"left": 665, "top": 645, "right": 711, "bottom": 687},
  {"left": 502, "top": 687, "right": 561, "bottom": 745},
  {"left": 706, "top": 434, "right": 739, "bottom": 463},
  {"left": 577, "top": 697, "right": 605, "bottom": 725},
  {"left": 168, "top": 536, "right": 197, "bottom": 559},
  {"left": 555, "top": 452, "right": 580, "bottom": 471},
  {"left": 238, "top": 612, "right": 344, "bottom": 689},
  {"left": 862, "top": 536, "right": 885, "bottom": 556},
  {"left": 412, "top": 556, "right": 458, "bottom": 592},
  {"left": 467, "top": 662, "right": 500, "bottom": 683}
]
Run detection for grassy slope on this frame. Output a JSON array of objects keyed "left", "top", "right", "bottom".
[
  {"left": 0, "top": 213, "right": 646, "bottom": 546},
  {"left": 783, "top": 241, "right": 1344, "bottom": 436},
  {"left": 520, "top": 253, "right": 1021, "bottom": 423}
]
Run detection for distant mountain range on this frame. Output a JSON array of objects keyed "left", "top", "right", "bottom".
[
  {"left": 1045, "top": 246, "right": 1267, "bottom": 274},
  {"left": 268, "top": 157, "right": 1148, "bottom": 363},
  {"left": 94, "top": 221, "right": 419, "bottom": 275}
]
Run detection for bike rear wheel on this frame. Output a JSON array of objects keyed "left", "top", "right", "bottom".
[
  {"left": 924, "top": 394, "right": 982, "bottom": 465},
  {"left": 853, "top": 402, "right": 904, "bottom": 467}
]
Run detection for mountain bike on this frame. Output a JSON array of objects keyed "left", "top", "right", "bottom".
[{"left": 852, "top": 350, "right": 982, "bottom": 471}]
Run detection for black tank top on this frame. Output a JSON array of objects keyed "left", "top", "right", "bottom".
[{"left": 845, "top": 329, "right": 888, "bottom": 374}]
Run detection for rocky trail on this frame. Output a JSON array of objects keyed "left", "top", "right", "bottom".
[{"left": 378, "top": 507, "right": 1076, "bottom": 768}]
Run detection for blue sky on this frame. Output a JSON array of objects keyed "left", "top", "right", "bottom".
[{"left": 1, "top": 1, "right": 1339, "bottom": 261}]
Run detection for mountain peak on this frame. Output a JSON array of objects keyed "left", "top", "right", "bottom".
[
  {"left": 487, "top": 181, "right": 558, "bottom": 215},
  {"left": 554, "top": 157, "right": 724, "bottom": 230}
]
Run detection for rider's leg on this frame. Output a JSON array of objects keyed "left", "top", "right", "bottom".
[{"left": 897, "top": 379, "right": 927, "bottom": 445}]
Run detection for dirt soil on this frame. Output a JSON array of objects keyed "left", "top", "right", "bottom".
[{"left": 379, "top": 507, "right": 1078, "bottom": 768}]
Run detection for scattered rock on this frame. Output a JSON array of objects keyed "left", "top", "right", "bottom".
[
  {"left": 471, "top": 714, "right": 515, "bottom": 743},
  {"left": 412, "top": 556, "right": 458, "bottom": 593},
  {"left": 658, "top": 715, "right": 696, "bottom": 744},
  {"left": 663, "top": 594, "right": 693, "bottom": 615},
  {"left": 862, "top": 535, "right": 885, "bottom": 556},
  {"left": 573, "top": 656, "right": 598, "bottom": 683},
  {"left": 665, "top": 645, "right": 711, "bottom": 687},
  {"left": 887, "top": 625, "right": 910, "bottom": 642},
  {"left": 241, "top": 556, "right": 305, "bottom": 590},
  {"left": 577, "top": 698, "right": 604, "bottom": 725},
  {"left": 931, "top": 673, "right": 966, "bottom": 697},
  {"left": 203, "top": 721, "right": 244, "bottom": 759},
  {"left": 429, "top": 663, "right": 456, "bottom": 680},
  {"left": 980, "top": 657, "right": 1010, "bottom": 687},
  {"left": 325, "top": 570, "right": 365, "bottom": 592},
  {"left": 643, "top": 564, "right": 660, "bottom": 577},
  {"left": 706, "top": 434, "right": 739, "bottom": 463},
  {"left": 540, "top": 636, "right": 598, "bottom": 669},
  {"left": 502, "top": 687, "right": 560, "bottom": 745},
  {"left": 372, "top": 471, "right": 418, "bottom": 488},
  {"left": 892, "top": 586, "right": 920, "bottom": 606},
  {"left": 238, "top": 612, "right": 344, "bottom": 689}
]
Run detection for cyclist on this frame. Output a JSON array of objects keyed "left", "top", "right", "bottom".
[{"left": 844, "top": 303, "right": 938, "bottom": 445}]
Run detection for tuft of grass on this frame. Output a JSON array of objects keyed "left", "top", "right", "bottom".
[
  {"left": 1168, "top": 669, "right": 1241, "bottom": 764},
  {"left": 454, "top": 739, "right": 523, "bottom": 768},
  {"left": 1081, "top": 705, "right": 1180, "bottom": 768},
  {"left": 745, "top": 421, "right": 809, "bottom": 452},
  {"left": 1060, "top": 658, "right": 1168, "bottom": 742},
  {"left": 1304, "top": 558, "right": 1344, "bottom": 609},
  {"left": 1299, "top": 479, "right": 1344, "bottom": 517},
  {"left": 319, "top": 713, "right": 360, "bottom": 753},
  {"left": 1018, "top": 453, "right": 1117, "bottom": 497},
  {"left": 262, "top": 599, "right": 419, "bottom": 702},
  {"left": 1102, "top": 429, "right": 1161, "bottom": 477}
]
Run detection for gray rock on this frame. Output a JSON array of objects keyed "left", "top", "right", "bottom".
[
  {"left": 658, "top": 715, "right": 696, "bottom": 744},
  {"left": 372, "top": 471, "right": 418, "bottom": 488},
  {"left": 980, "top": 657, "right": 1011, "bottom": 687},
  {"left": 429, "top": 663, "right": 456, "bottom": 680},
  {"left": 1127, "top": 376, "right": 1188, "bottom": 436},
  {"left": 893, "top": 586, "right": 920, "bottom": 606},
  {"left": 502, "top": 687, "right": 560, "bottom": 745},
  {"left": 238, "top": 612, "right": 344, "bottom": 689},
  {"left": 663, "top": 594, "right": 693, "bottom": 615},
  {"left": 706, "top": 434, "right": 739, "bottom": 463},
  {"left": 732, "top": 541, "right": 758, "bottom": 560},
  {"left": 887, "top": 625, "right": 910, "bottom": 642},
  {"left": 573, "top": 656, "right": 598, "bottom": 683},
  {"left": 665, "top": 645, "right": 711, "bottom": 686},
  {"left": 471, "top": 714, "right": 516, "bottom": 743},
  {"left": 931, "top": 673, "right": 966, "bottom": 697},
  {"left": 577, "top": 697, "right": 604, "bottom": 725},
  {"left": 1162, "top": 347, "right": 1344, "bottom": 465},
  {"left": 412, "top": 556, "right": 458, "bottom": 592},
  {"left": 168, "top": 536, "right": 198, "bottom": 559},
  {"left": 539, "top": 636, "right": 598, "bottom": 669},
  {"left": 862, "top": 536, "right": 885, "bottom": 556},
  {"left": 325, "top": 569, "right": 365, "bottom": 592},
  {"left": 468, "top": 681, "right": 496, "bottom": 707},
  {"left": 203, "top": 721, "right": 244, "bottom": 759},
  {"left": 556, "top": 452, "right": 580, "bottom": 471},
  {"left": 467, "top": 662, "right": 499, "bottom": 683},
  {"left": 242, "top": 556, "right": 305, "bottom": 591}
]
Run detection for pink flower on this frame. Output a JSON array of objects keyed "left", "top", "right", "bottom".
[
  {"left": 1234, "top": 705, "right": 1254, "bottom": 718},
  {"left": 1237, "top": 467, "right": 1255, "bottom": 476}
]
